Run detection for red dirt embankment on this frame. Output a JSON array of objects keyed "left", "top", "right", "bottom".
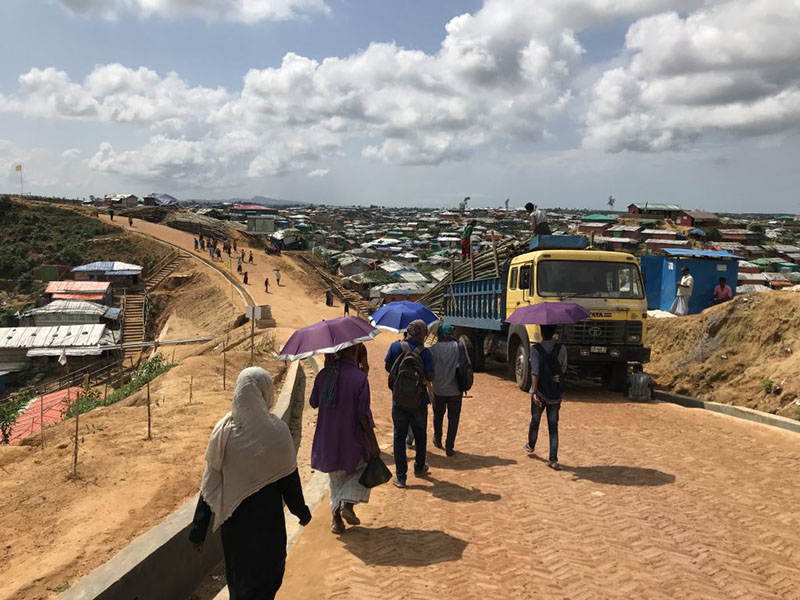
[{"left": 647, "top": 291, "right": 800, "bottom": 419}]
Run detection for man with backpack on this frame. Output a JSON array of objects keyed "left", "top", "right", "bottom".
[
  {"left": 384, "top": 319, "right": 434, "bottom": 488},
  {"left": 431, "top": 324, "right": 472, "bottom": 457},
  {"left": 524, "top": 324, "right": 566, "bottom": 470}
]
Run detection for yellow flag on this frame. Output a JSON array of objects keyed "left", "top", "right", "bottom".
[{"left": 15, "top": 164, "right": 22, "bottom": 172}]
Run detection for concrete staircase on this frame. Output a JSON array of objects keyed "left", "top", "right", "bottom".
[
  {"left": 146, "top": 251, "right": 188, "bottom": 293},
  {"left": 121, "top": 293, "right": 145, "bottom": 366}
]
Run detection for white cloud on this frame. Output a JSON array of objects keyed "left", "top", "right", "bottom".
[
  {"left": 583, "top": 0, "right": 800, "bottom": 151},
  {"left": 54, "top": 0, "right": 330, "bottom": 23},
  {"left": 308, "top": 168, "right": 329, "bottom": 177}
]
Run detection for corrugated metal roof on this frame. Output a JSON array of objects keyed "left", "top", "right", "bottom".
[
  {"left": 72, "top": 261, "right": 142, "bottom": 273},
  {"left": 45, "top": 281, "right": 111, "bottom": 293},
  {"left": 21, "top": 300, "right": 107, "bottom": 318},
  {"left": 663, "top": 249, "right": 741, "bottom": 259},
  {"left": 0, "top": 324, "right": 108, "bottom": 350},
  {"left": 630, "top": 203, "right": 682, "bottom": 211},
  {"left": 51, "top": 293, "right": 107, "bottom": 301}
]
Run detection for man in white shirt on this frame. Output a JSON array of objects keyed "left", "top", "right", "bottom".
[
  {"left": 525, "top": 202, "right": 551, "bottom": 235},
  {"left": 669, "top": 266, "right": 694, "bottom": 316}
]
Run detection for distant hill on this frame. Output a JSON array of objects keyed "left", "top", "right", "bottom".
[{"left": 187, "top": 195, "right": 309, "bottom": 207}]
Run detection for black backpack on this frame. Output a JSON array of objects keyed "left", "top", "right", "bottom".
[
  {"left": 456, "top": 341, "right": 474, "bottom": 393},
  {"left": 389, "top": 342, "right": 427, "bottom": 410},
  {"left": 534, "top": 343, "right": 564, "bottom": 402}
]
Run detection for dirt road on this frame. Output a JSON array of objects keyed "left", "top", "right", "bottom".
[{"left": 101, "top": 216, "right": 800, "bottom": 598}]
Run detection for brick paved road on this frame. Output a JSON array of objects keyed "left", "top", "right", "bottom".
[{"left": 279, "top": 359, "right": 800, "bottom": 599}]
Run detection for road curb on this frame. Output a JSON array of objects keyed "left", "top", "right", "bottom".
[
  {"left": 59, "top": 359, "right": 307, "bottom": 600},
  {"left": 654, "top": 391, "right": 800, "bottom": 435}
]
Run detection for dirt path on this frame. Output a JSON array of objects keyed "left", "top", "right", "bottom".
[{"left": 279, "top": 359, "right": 800, "bottom": 599}]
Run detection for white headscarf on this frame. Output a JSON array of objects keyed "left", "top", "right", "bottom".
[{"left": 200, "top": 367, "right": 298, "bottom": 531}]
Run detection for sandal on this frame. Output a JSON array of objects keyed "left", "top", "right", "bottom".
[
  {"left": 330, "top": 507, "right": 346, "bottom": 534},
  {"left": 340, "top": 502, "right": 361, "bottom": 526},
  {"left": 548, "top": 461, "right": 562, "bottom": 471}
]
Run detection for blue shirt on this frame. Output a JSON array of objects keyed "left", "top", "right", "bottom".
[{"left": 384, "top": 339, "right": 434, "bottom": 406}]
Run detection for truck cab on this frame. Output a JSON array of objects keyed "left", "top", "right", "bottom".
[{"left": 443, "top": 236, "right": 650, "bottom": 391}]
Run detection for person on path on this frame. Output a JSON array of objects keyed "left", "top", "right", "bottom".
[
  {"left": 626, "top": 363, "right": 655, "bottom": 402},
  {"left": 189, "top": 367, "right": 311, "bottom": 600},
  {"left": 669, "top": 267, "right": 694, "bottom": 316},
  {"left": 343, "top": 299, "right": 350, "bottom": 316},
  {"left": 526, "top": 202, "right": 551, "bottom": 235},
  {"left": 243, "top": 271, "right": 249, "bottom": 285},
  {"left": 216, "top": 248, "right": 222, "bottom": 261},
  {"left": 128, "top": 215, "right": 134, "bottom": 227},
  {"left": 109, "top": 208, "right": 114, "bottom": 221},
  {"left": 194, "top": 238, "right": 199, "bottom": 251},
  {"left": 460, "top": 220, "right": 476, "bottom": 261},
  {"left": 431, "top": 324, "right": 468, "bottom": 456},
  {"left": 264, "top": 277, "right": 270, "bottom": 293},
  {"left": 310, "top": 345, "right": 380, "bottom": 535},
  {"left": 237, "top": 262, "right": 243, "bottom": 274},
  {"left": 713, "top": 277, "right": 732, "bottom": 305},
  {"left": 274, "top": 268, "right": 281, "bottom": 287},
  {"left": 325, "top": 290, "right": 332, "bottom": 306},
  {"left": 525, "top": 324, "right": 566, "bottom": 470},
  {"left": 249, "top": 251, "right": 254, "bottom": 264},
  {"left": 384, "top": 319, "right": 434, "bottom": 487},
  {"left": 241, "top": 249, "right": 246, "bottom": 262},
  {"left": 233, "top": 239, "right": 237, "bottom": 252},
  {"left": 200, "top": 238, "right": 206, "bottom": 251}
]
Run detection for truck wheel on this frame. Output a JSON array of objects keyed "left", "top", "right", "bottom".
[
  {"left": 603, "top": 363, "right": 627, "bottom": 393},
  {"left": 514, "top": 343, "right": 532, "bottom": 391}
]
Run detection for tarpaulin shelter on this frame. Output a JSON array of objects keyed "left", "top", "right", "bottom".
[
  {"left": 72, "top": 261, "right": 143, "bottom": 287},
  {"left": 44, "top": 281, "right": 113, "bottom": 305}
]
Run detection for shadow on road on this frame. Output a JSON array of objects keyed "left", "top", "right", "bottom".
[
  {"left": 565, "top": 464, "right": 675, "bottom": 486},
  {"left": 427, "top": 450, "right": 517, "bottom": 471},
  {"left": 341, "top": 526, "right": 468, "bottom": 567},
  {"left": 408, "top": 476, "right": 501, "bottom": 503}
]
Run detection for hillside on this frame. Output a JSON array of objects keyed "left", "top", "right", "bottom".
[
  {"left": 0, "top": 197, "right": 170, "bottom": 325},
  {"left": 647, "top": 291, "right": 800, "bottom": 420}
]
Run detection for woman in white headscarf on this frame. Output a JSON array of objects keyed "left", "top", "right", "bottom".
[{"left": 189, "top": 367, "right": 311, "bottom": 600}]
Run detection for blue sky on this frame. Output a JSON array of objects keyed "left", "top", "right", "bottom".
[{"left": 1, "top": 0, "right": 798, "bottom": 212}]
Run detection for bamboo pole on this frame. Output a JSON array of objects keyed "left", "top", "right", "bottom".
[
  {"left": 146, "top": 381, "right": 152, "bottom": 440},
  {"left": 250, "top": 314, "right": 255, "bottom": 365},
  {"left": 189, "top": 376, "right": 194, "bottom": 405},
  {"left": 470, "top": 248, "right": 476, "bottom": 280},
  {"left": 492, "top": 238, "right": 501, "bottom": 277},
  {"left": 72, "top": 387, "right": 79, "bottom": 478},
  {"left": 223, "top": 333, "right": 228, "bottom": 391},
  {"left": 39, "top": 387, "right": 45, "bottom": 449}
]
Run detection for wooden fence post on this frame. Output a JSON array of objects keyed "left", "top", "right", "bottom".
[
  {"left": 146, "top": 381, "right": 152, "bottom": 440},
  {"left": 189, "top": 376, "right": 194, "bottom": 405}
]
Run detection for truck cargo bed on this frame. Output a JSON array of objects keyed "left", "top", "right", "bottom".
[{"left": 443, "top": 276, "right": 506, "bottom": 331}]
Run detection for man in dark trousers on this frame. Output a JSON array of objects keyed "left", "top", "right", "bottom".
[
  {"left": 460, "top": 219, "right": 476, "bottom": 261},
  {"left": 524, "top": 324, "right": 566, "bottom": 470},
  {"left": 343, "top": 299, "right": 350, "bottom": 316},
  {"left": 431, "top": 324, "right": 468, "bottom": 456}
]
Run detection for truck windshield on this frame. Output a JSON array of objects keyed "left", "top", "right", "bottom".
[{"left": 537, "top": 260, "right": 644, "bottom": 299}]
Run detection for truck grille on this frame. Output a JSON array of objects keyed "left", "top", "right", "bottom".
[{"left": 561, "top": 320, "right": 639, "bottom": 345}]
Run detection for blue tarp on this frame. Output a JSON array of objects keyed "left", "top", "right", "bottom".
[{"left": 663, "top": 249, "right": 741, "bottom": 259}]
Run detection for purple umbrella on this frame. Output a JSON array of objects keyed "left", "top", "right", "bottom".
[
  {"left": 506, "top": 302, "right": 591, "bottom": 325},
  {"left": 278, "top": 316, "right": 380, "bottom": 361}
]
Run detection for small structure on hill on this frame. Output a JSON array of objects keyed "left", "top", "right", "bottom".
[
  {"left": 678, "top": 210, "right": 720, "bottom": 228},
  {"left": 43, "top": 281, "right": 113, "bottom": 305},
  {"left": 19, "top": 300, "right": 120, "bottom": 328},
  {"left": 231, "top": 204, "right": 278, "bottom": 221},
  {"left": 627, "top": 203, "right": 682, "bottom": 220},
  {"left": 104, "top": 193, "right": 138, "bottom": 208},
  {"left": 143, "top": 193, "right": 179, "bottom": 206},
  {"left": 71, "top": 261, "right": 143, "bottom": 288}
]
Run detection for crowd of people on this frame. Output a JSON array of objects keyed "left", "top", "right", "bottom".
[{"left": 189, "top": 312, "right": 660, "bottom": 599}]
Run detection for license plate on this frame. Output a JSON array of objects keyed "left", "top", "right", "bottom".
[{"left": 590, "top": 346, "right": 607, "bottom": 354}]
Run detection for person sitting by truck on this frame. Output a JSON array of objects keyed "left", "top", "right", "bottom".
[
  {"left": 524, "top": 324, "right": 566, "bottom": 471},
  {"left": 626, "top": 363, "right": 655, "bottom": 402},
  {"left": 525, "top": 203, "right": 551, "bottom": 235}
]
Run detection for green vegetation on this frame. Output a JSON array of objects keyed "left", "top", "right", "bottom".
[
  {"left": 704, "top": 228, "right": 723, "bottom": 242},
  {"left": 0, "top": 390, "right": 31, "bottom": 444},
  {"left": 67, "top": 354, "right": 174, "bottom": 417},
  {"left": 762, "top": 378, "right": 774, "bottom": 395}
]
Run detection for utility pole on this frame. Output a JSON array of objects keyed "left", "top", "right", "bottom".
[{"left": 15, "top": 164, "right": 23, "bottom": 196}]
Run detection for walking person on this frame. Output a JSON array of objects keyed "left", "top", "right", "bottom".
[
  {"left": 274, "top": 268, "right": 281, "bottom": 287},
  {"left": 243, "top": 271, "right": 249, "bottom": 285},
  {"left": 249, "top": 250, "right": 254, "bottom": 264},
  {"left": 343, "top": 299, "right": 350, "bottom": 316},
  {"left": 237, "top": 256, "right": 243, "bottom": 274},
  {"left": 384, "top": 319, "right": 434, "bottom": 487},
  {"left": 525, "top": 202, "right": 551, "bottom": 235},
  {"left": 460, "top": 219, "right": 476, "bottom": 261},
  {"left": 431, "top": 324, "right": 471, "bottom": 457},
  {"left": 524, "top": 324, "right": 566, "bottom": 470},
  {"left": 233, "top": 239, "right": 237, "bottom": 252},
  {"left": 109, "top": 208, "right": 114, "bottom": 221},
  {"left": 194, "top": 238, "right": 199, "bottom": 252},
  {"left": 669, "top": 266, "right": 694, "bottom": 316},
  {"left": 216, "top": 248, "right": 222, "bottom": 261},
  {"left": 310, "top": 345, "right": 380, "bottom": 534},
  {"left": 128, "top": 215, "right": 134, "bottom": 227},
  {"left": 264, "top": 277, "right": 270, "bottom": 293},
  {"left": 189, "top": 367, "right": 312, "bottom": 600}
]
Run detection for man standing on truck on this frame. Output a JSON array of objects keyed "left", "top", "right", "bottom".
[
  {"left": 460, "top": 220, "right": 476, "bottom": 261},
  {"left": 385, "top": 319, "right": 434, "bottom": 487},
  {"left": 525, "top": 203, "right": 551, "bottom": 235},
  {"left": 669, "top": 266, "right": 694, "bottom": 316},
  {"left": 525, "top": 324, "right": 566, "bottom": 470}
]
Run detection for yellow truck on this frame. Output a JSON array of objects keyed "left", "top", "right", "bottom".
[{"left": 442, "top": 236, "right": 650, "bottom": 391}]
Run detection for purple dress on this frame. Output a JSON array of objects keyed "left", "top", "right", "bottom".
[{"left": 310, "top": 359, "right": 374, "bottom": 474}]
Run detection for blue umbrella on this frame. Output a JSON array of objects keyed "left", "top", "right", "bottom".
[{"left": 370, "top": 301, "right": 438, "bottom": 333}]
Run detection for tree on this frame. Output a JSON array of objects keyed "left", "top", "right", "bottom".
[
  {"left": 607, "top": 195, "right": 616, "bottom": 209},
  {"left": 705, "top": 228, "right": 723, "bottom": 242},
  {"left": 0, "top": 391, "right": 30, "bottom": 444},
  {"left": 748, "top": 223, "right": 764, "bottom": 233}
]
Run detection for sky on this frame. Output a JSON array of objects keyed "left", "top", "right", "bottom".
[{"left": 1, "top": 0, "right": 799, "bottom": 212}]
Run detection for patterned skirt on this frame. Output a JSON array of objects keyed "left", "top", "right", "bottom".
[{"left": 328, "top": 461, "right": 370, "bottom": 515}]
